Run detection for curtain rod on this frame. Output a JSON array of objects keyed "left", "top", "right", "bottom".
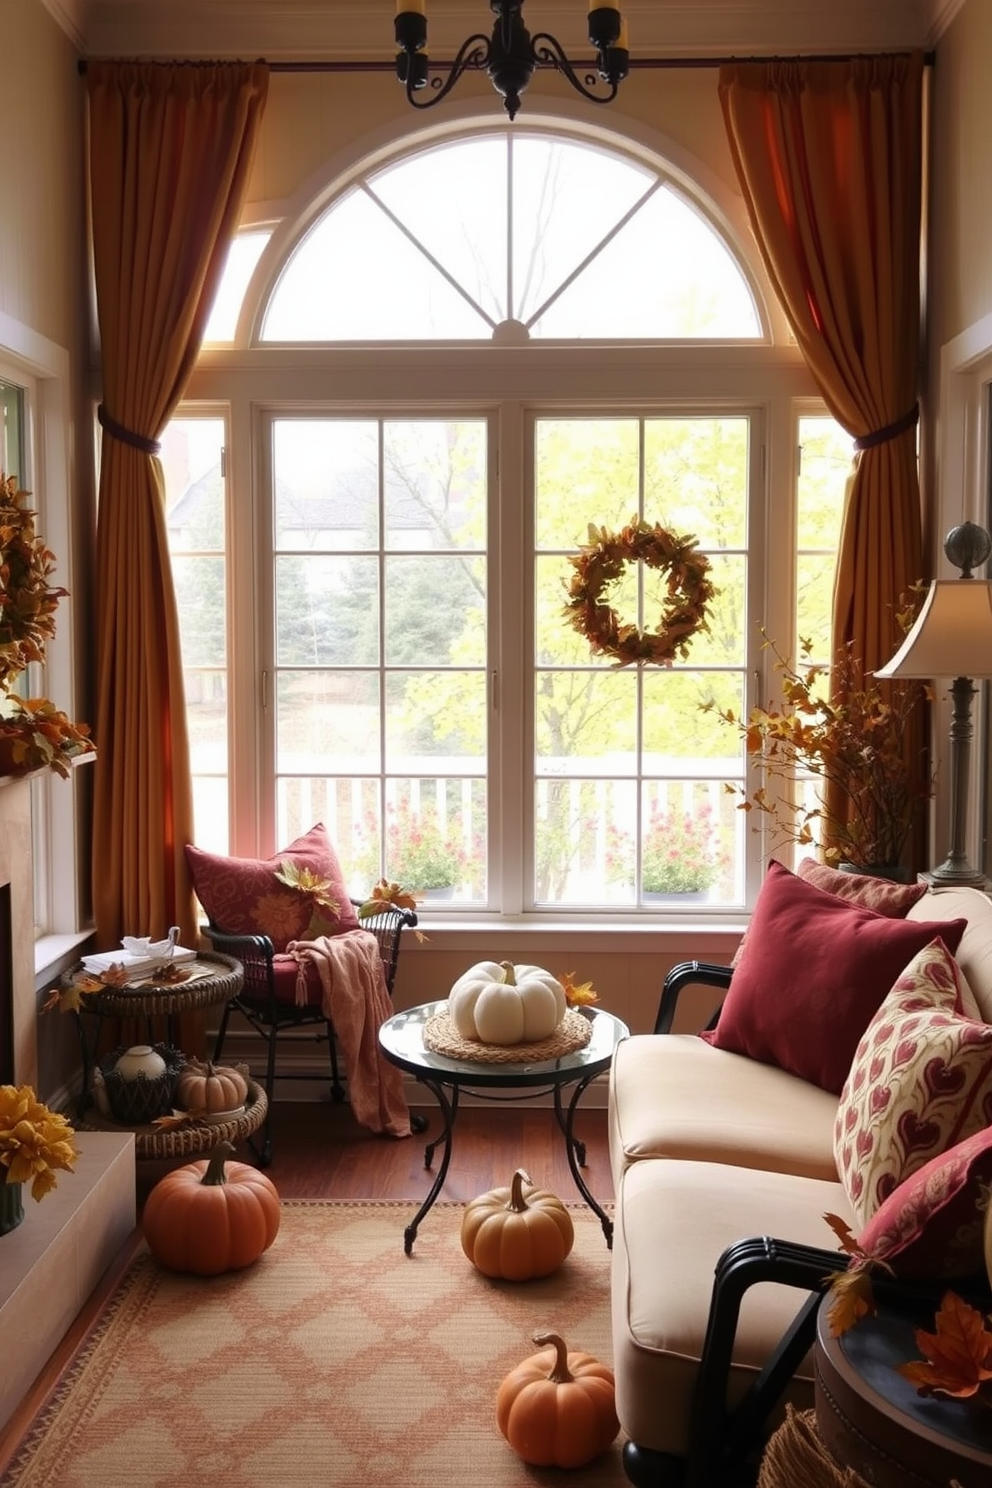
[{"left": 77, "top": 51, "right": 936, "bottom": 76}]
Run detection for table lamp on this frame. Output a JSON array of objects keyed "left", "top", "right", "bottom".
[{"left": 874, "top": 521, "right": 992, "bottom": 886}]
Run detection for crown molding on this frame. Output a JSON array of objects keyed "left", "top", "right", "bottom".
[
  {"left": 39, "top": 0, "right": 86, "bottom": 51},
  {"left": 924, "top": 0, "right": 969, "bottom": 45},
  {"left": 73, "top": 1, "right": 930, "bottom": 63}
]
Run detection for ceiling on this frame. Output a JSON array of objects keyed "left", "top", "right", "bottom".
[{"left": 43, "top": 0, "right": 965, "bottom": 62}]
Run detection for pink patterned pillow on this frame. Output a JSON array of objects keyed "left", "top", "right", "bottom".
[
  {"left": 857, "top": 1124, "right": 992, "bottom": 1279},
  {"left": 185, "top": 823, "right": 359, "bottom": 952},
  {"left": 834, "top": 937, "right": 992, "bottom": 1228}
]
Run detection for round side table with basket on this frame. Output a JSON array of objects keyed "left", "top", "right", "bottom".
[{"left": 71, "top": 951, "right": 268, "bottom": 1162}]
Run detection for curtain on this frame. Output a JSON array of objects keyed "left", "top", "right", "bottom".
[
  {"left": 87, "top": 61, "right": 268, "bottom": 949},
  {"left": 719, "top": 53, "right": 927, "bottom": 866}
]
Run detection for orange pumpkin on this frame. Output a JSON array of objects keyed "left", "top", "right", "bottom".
[
  {"left": 460, "top": 1168, "right": 574, "bottom": 1280},
  {"left": 497, "top": 1330, "right": 619, "bottom": 1468},
  {"left": 174, "top": 1058, "right": 249, "bottom": 1115},
  {"left": 142, "top": 1141, "right": 280, "bottom": 1275}
]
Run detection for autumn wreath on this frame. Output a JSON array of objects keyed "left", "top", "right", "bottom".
[{"left": 562, "top": 518, "right": 715, "bottom": 668}]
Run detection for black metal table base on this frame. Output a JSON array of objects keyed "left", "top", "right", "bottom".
[{"left": 402, "top": 1071, "right": 612, "bottom": 1254}]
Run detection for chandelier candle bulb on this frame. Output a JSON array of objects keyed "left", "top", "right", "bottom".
[{"left": 397, "top": 0, "right": 426, "bottom": 14}]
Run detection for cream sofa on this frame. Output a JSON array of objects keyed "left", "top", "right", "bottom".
[{"left": 608, "top": 884, "right": 992, "bottom": 1488}]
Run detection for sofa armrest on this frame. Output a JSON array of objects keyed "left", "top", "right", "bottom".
[{"left": 654, "top": 961, "right": 734, "bottom": 1034}]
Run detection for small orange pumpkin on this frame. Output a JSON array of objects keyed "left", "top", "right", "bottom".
[
  {"left": 460, "top": 1168, "right": 574, "bottom": 1280},
  {"left": 142, "top": 1141, "right": 280, "bottom": 1275},
  {"left": 497, "top": 1330, "right": 619, "bottom": 1468},
  {"left": 174, "top": 1058, "right": 249, "bottom": 1115}
]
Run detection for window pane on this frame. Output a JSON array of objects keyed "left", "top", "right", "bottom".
[
  {"left": 535, "top": 419, "right": 640, "bottom": 548},
  {"left": 277, "top": 670, "right": 381, "bottom": 772},
  {"left": 796, "top": 416, "right": 855, "bottom": 659},
  {"left": 386, "top": 670, "right": 487, "bottom": 765},
  {"left": 276, "top": 555, "right": 379, "bottom": 667},
  {"left": 384, "top": 420, "right": 486, "bottom": 552},
  {"left": 644, "top": 417, "right": 749, "bottom": 548},
  {"left": 384, "top": 557, "right": 485, "bottom": 665},
  {"left": 274, "top": 420, "right": 379, "bottom": 549},
  {"left": 204, "top": 230, "right": 271, "bottom": 342},
  {"left": 278, "top": 776, "right": 380, "bottom": 894},
  {"left": 163, "top": 417, "right": 228, "bottom": 850}
]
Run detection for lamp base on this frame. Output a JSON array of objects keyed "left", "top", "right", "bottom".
[{"left": 917, "top": 863, "right": 990, "bottom": 890}]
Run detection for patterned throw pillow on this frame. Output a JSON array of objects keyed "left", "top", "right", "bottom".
[
  {"left": 834, "top": 937, "right": 992, "bottom": 1228},
  {"left": 185, "top": 823, "right": 359, "bottom": 952},
  {"left": 856, "top": 1124, "right": 992, "bottom": 1279}
]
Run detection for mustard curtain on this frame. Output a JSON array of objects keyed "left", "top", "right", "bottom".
[
  {"left": 87, "top": 61, "right": 268, "bottom": 947},
  {"left": 719, "top": 54, "right": 927, "bottom": 867}
]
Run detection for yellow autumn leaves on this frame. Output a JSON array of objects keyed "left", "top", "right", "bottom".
[{"left": 0, "top": 1084, "right": 78, "bottom": 1201}]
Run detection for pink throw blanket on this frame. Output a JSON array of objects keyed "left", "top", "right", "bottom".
[{"left": 287, "top": 930, "right": 412, "bottom": 1138}]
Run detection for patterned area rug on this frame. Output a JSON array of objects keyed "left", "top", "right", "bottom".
[{"left": 2, "top": 1201, "right": 626, "bottom": 1487}]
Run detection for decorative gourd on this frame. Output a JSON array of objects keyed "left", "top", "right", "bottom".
[
  {"left": 174, "top": 1058, "right": 249, "bottom": 1115},
  {"left": 449, "top": 960, "right": 566, "bottom": 1044},
  {"left": 142, "top": 1141, "right": 280, "bottom": 1275},
  {"left": 496, "top": 1330, "right": 619, "bottom": 1468},
  {"left": 460, "top": 1168, "right": 574, "bottom": 1280}
]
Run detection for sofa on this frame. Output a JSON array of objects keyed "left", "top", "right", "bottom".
[{"left": 608, "top": 863, "right": 992, "bottom": 1488}]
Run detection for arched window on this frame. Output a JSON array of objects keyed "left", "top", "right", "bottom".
[{"left": 175, "top": 123, "right": 849, "bottom": 919}]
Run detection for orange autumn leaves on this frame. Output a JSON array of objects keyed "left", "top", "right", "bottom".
[{"left": 824, "top": 1210, "right": 992, "bottom": 1402}]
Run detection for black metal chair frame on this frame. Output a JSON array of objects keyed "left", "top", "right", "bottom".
[
  {"left": 620, "top": 960, "right": 967, "bottom": 1488},
  {"left": 203, "top": 899, "right": 418, "bottom": 1168}
]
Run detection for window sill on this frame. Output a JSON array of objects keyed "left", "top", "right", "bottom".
[{"left": 35, "top": 931, "right": 94, "bottom": 993}]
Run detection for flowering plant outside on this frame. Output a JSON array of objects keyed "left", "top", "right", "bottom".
[
  {"left": 606, "top": 798, "right": 729, "bottom": 895},
  {"left": 706, "top": 629, "right": 932, "bottom": 871},
  {"left": 361, "top": 798, "right": 468, "bottom": 892},
  {"left": 0, "top": 1083, "right": 78, "bottom": 1200}
]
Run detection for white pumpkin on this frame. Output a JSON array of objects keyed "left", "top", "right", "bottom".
[{"left": 449, "top": 960, "right": 567, "bottom": 1045}]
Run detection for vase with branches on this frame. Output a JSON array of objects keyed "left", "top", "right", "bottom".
[{"left": 706, "top": 628, "right": 933, "bottom": 874}]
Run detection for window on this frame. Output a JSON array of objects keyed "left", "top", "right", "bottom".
[{"left": 174, "top": 122, "right": 850, "bottom": 917}]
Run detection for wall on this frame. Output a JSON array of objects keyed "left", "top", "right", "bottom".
[{"left": 2, "top": 1, "right": 95, "bottom": 1102}]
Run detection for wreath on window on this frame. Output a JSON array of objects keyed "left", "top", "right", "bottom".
[{"left": 562, "top": 519, "right": 715, "bottom": 668}]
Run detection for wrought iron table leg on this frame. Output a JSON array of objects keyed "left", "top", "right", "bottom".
[
  {"left": 404, "top": 1077, "right": 457, "bottom": 1255},
  {"left": 563, "top": 1073, "right": 613, "bottom": 1247},
  {"left": 553, "top": 1081, "right": 586, "bottom": 1166}
]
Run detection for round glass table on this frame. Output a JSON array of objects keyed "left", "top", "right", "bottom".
[{"left": 378, "top": 1000, "right": 628, "bottom": 1254}]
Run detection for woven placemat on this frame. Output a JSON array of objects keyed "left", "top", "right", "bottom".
[{"left": 423, "top": 1006, "right": 592, "bottom": 1063}]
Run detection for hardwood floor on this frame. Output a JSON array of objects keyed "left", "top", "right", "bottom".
[
  {"left": 135, "top": 1096, "right": 613, "bottom": 1206},
  {"left": 0, "top": 1099, "right": 612, "bottom": 1470}
]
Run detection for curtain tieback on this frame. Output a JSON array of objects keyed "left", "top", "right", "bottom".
[
  {"left": 97, "top": 404, "right": 161, "bottom": 457},
  {"left": 853, "top": 403, "right": 919, "bottom": 452}
]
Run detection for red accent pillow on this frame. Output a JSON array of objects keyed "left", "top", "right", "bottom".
[
  {"left": 857, "top": 1123, "right": 992, "bottom": 1279},
  {"left": 796, "top": 858, "right": 929, "bottom": 916},
  {"left": 700, "top": 861, "right": 967, "bottom": 1093},
  {"left": 730, "top": 858, "right": 929, "bottom": 970},
  {"left": 185, "top": 823, "right": 359, "bottom": 952}
]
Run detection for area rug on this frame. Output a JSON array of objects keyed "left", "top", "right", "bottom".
[{"left": 2, "top": 1201, "right": 627, "bottom": 1487}]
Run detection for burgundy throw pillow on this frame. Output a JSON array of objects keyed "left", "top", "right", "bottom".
[
  {"left": 730, "top": 858, "right": 928, "bottom": 971},
  {"left": 796, "top": 858, "right": 929, "bottom": 916},
  {"left": 185, "top": 823, "right": 359, "bottom": 952},
  {"left": 700, "top": 861, "right": 967, "bottom": 1093},
  {"left": 857, "top": 1124, "right": 992, "bottom": 1279}
]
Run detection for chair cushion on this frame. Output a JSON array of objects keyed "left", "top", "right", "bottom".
[
  {"left": 185, "top": 823, "right": 359, "bottom": 952},
  {"left": 612, "top": 1157, "right": 852, "bottom": 1457},
  {"left": 609, "top": 1034, "right": 839, "bottom": 1187},
  {"left": 834, "top": 937, "right": 992, "bottom": 1227},
  {"left": 856, "top": 1123, "right": 992, "bottom": 1279},
  {"left": 700, "top": 861, "right": 967, "bottom": 1094}
]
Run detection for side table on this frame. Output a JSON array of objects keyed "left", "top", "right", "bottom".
[
  {"left": 75, "top": 1078, "right": 269, "bottom": 1161},
  {"left": 70, "top": 952, "right": 243, "bottom": 1119},
  {"left": 379, "top": 1001, "right": 626, "bottom": 1254},
  {"left": 814, "top": 1291, "right": 992, "bottom": 1488}
]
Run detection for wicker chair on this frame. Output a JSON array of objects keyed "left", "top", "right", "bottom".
[{"left": 203, "top": 899, "right": 418, "bottom": 1166}]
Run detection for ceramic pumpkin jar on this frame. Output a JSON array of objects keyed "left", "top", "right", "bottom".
[
  {"left": 496, "top": 1330, "right": 619, "bottom": 1468},
  {"left": 448, "top": 960, "right": 566, "bottom": 1044},
  {"left": 142, "top": 1141, "right": 280, "bottom": 1275},
  {"left": 460, "top": 1168, "right": 574, "bottom": 1280}
]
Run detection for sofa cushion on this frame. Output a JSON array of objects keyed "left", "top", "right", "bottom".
[
  {"left": 795, "top": 858, "right": 929, "bottom": 914},
  {"left": 834, "top": 937, "right": 992, "bottom": 1227},
  {"left": 612, "top": 1157, "right": 852, "bottom": 1458},
  {"left": 609, "top": 1034, "right": 839, "bottom": 1189},
  {"left": 856, "top": 1123, "right": 992, "bottom": 1279},
  {"left": 700, "top": 861, "right": 967, "bottom": 1094},
  {"left": 185, "top": 823, "right": 359, "bottom": 952}
]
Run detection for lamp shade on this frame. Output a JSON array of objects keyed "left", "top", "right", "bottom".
[{"left": 874, "top": 578, "right": 992, "bottom": 681}]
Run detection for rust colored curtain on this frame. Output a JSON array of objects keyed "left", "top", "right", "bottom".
[
  {"left": 87, "top": 61, "right": 268, "bottom": 949},
  {"left": 719, "top": 54, "right": 927, "bottom": 867}
]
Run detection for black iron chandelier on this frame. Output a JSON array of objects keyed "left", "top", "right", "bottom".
[{"left": 394, "top": 1, "right": 630, "bottom": 121}]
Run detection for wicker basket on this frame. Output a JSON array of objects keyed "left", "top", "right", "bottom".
[{"left": 97, "top": 1043, "right": 186, "bottom": 1125}]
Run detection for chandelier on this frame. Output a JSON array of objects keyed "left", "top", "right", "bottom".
[{"left": 394, "top": 2, "right": 630, "bottom": 121}]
